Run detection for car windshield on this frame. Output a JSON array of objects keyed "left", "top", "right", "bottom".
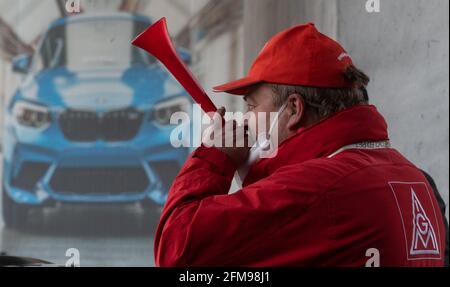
[{"left": 34, "top": 19, "right": 155, "bottom": 70}]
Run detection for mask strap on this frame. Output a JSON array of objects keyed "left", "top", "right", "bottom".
[
  {"left": 258, "top": 101, "right": 288, "bottom": 150},
  {"left": 268, "top": 101, "right": 288, "bottom": 135}
]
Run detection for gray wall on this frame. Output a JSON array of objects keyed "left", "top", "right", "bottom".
[
  {"left": 244, "top": 0, "right": 449, "bottom": 217},
  {"left": 243, "top": 0, "right": 338, "bottom": 69},
  {"left": 338, "top": 0, "right": 449, "bottom": 218}
]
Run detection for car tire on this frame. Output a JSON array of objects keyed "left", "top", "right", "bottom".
[{"left": 2, "top": 185, "right": 29, "bottom": 230}]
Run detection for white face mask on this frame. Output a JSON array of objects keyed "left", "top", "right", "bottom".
[{"left": 233, "top": 102, "right": 289, "bottom": 189}]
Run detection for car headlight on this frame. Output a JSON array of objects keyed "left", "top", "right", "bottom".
[
  {"left": 12, "top": 100, "right": 51, "bottom": 128},
  {"left": 151, "top": 96, "right": 191, "bottom": 125}
]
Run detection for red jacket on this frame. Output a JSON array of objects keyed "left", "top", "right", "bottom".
[{"left": 154, "top": 105, "right": 446, "bottom": 266}]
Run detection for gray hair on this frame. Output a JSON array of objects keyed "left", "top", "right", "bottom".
[{"left": 267, "top": 65, "right": 370, "bottom": 119}]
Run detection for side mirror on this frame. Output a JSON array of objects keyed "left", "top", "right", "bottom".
[
  {"left": 12, "top": 54, "right": 32, "bottom": 74},
  {"left": 176, "top": 47, "right": 191, "bottom": 65}
]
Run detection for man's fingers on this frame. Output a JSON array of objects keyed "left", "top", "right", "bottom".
[{"left": 217, "top": 107, "right": 226, "bottom": 117}]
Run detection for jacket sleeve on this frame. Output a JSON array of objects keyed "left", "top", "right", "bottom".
[{"left": 153, "top": 146, "right": 318, "bottom": 266}]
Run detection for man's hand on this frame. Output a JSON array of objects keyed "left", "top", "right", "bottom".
[{"left": 203, "top": 107, "right": 251, "bottom": 168}]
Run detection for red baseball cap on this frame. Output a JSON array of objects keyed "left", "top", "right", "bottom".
[{"left": 213, "top": 23, "right": 354, "bottom": 95}]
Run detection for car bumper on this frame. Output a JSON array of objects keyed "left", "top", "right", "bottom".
[{"left": 3, "top": 134, "right": 189, "bottom": 206}]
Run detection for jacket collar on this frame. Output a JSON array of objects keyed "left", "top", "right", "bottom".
[{"left": 242, "top": 105, "right": 389, "bottom": 186}]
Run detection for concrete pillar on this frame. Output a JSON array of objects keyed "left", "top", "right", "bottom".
[{"left": 242, "top": 0, "right": 338, "bottom": 69}]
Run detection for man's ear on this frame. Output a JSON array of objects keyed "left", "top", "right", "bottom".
[{"left": 286, "top": 93, "right": 305, "bottom": 130}]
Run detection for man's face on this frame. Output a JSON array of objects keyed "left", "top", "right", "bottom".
[{"left": 244, "top": 85, "right": 291, "bottom": 144}]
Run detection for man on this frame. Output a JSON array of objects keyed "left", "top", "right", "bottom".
[{"left": 154, "top": 23, "right": 447, "bottom": 266}]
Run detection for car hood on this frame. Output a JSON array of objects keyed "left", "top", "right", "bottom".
[{"left": 17, "top": 65, "right": 186, "bottom": 111}]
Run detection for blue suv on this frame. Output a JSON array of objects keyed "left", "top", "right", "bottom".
[{"left": 2, "top": 13, "right": 191, "bottom": 229}]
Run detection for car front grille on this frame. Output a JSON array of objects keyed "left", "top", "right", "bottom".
[
  {"left": 58, "top": 108, "right": 144, "bottom": 142},
  {"left": 49, "top": 166, "right": 150, "bottom": 195}
]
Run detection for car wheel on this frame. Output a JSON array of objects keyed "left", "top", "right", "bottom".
[{"left": 2, "top": 186, "right": 29, "bottom": 230}]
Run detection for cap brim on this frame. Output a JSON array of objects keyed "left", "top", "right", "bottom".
[{"left": 213, "top": 76, "right": 262, "bottom": 95}]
